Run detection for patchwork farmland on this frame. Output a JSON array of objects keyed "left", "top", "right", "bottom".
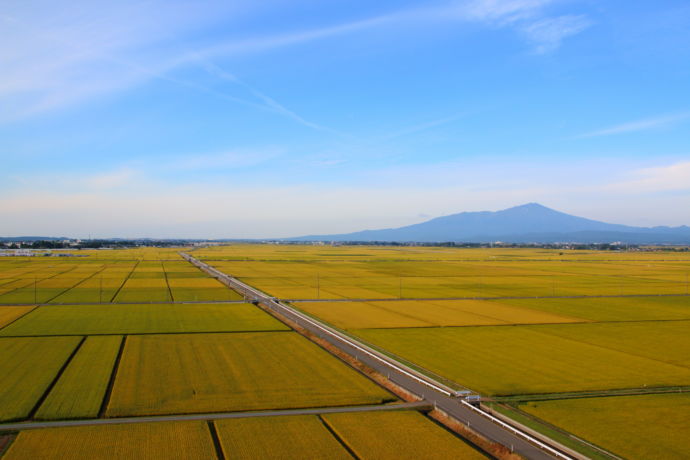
[
  {"left": 1, "top": 244, "right": 689, "bottom": 459},
  {"left": 196, "top": 244, "right": 690, "bottom": 460},
  {"left": 0, "top": 247, "right": 484, "bottom": 460}
]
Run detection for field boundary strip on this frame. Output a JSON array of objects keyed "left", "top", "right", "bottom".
[
  {"left": 0, "top": 402, "right": 432, "bottom": 432},
  {"left": 494, "top": 385, "right": 690, "bottom": 403},
  {"left": 207, "top": 421, "right": 226, "bottom": 460},
  {"left": 27, "top": 336, "right": 87, "bottom": 420},
  {"left": 0, "top": 307, "right": 37, "bottom": 332},
  {"left": 43, "top": 265, "right": 109, "bottom": 304},
  {"left": 0, "top": 300, "right": 247, "bottom": 306},
  {"left": 0, "top": 265, "right": 82, "bottom": 302},
  {"left": 317, "top": 414, "right": 360, "bottom": 460},
  {"left": 286, "top": 292, "right": 690, "bottom": 302},
  {"left": 109, "top": 260, "right": 140, "bottom": 302},
  {"left": 160, "top": 260, "right": 174, "bottom": 303},
  {"left": 98, "top": 336, "right": 126, "bottom": 417}
]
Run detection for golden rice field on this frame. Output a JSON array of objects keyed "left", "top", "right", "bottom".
[
  {"left": 194, "top": 244, "right": 690, "bottom": 262},
  {"left": 0, "top": 305, "right": 35, "bottom": 328},
  {"left": 106, "top": 332, "right": 394, "bottom": 417},
  {"left": 206, "top": 257, "right": 690, "bottom": 300},
  {"left": 0, "top": 303, "right": 287, "bottom": 336},
  {"left": 295, "top": 299, "right": 584, "bottom": 329},
  {"left": 0, "top": 256, "right": 242, "bottom": 304},
  {"left": 497, "top": 295, "right": 690, "bottom": 322},
  {"left": 0, "top": 336, "right": 81, "bottom": 421},
  {"left": 2, "top": 421, "right": 216, "bottom": 460},
  {"left": 353, "top": 322, "right": 690, "bottom": 395},
  {"left": 214, "top": 415, "right": 352, "bottom": 459},
  {"left": 213, "top": 410, "right": 484, "bottom": 460},
  {"left": 35, "top": 336, "right": 122, "bottom": 420},
  {"left": 2, "top": 244, "right": 690, "bottom": 459},
  {"left": 322, "top": 410, "right": 486, "bottom": 460},
  {"left": 520, "top": 393, "right": 690, "bottom": 460}
]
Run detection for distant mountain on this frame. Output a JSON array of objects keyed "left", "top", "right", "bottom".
[
  {"left": 289, "top": 203, "right": 690, "bottom": 244},
  {"left": 0, "top": 236, "right": 69, "bottom": 242}
]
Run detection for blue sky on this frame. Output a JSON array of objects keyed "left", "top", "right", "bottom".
[{"left": 2, "top": 0, "right": 690, "bottom": 238}]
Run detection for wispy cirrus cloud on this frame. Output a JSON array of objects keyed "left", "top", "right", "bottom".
[
  {"left": 1, "top": 0, "right": 591, "bottom": 123},
  {"left": 521, "top": 14, "right": 591, "bottom": 53},
  {"left": 577, "top": 112, "right": 690, "bottom": 138},
  {"left": 602, "top": 161, "right": 690, "bottom": 193}
]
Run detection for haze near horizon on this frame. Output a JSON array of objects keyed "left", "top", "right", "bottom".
[{"left": 2, "top": 0, "right": 690, "bottom": 238}]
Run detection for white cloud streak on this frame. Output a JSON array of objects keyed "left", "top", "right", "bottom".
[
  {"left": 577, "top": 112, "right": 690, "bottom": 138},
  {"left": 521, "top": 14, "right": 591, "bottom": 53},
  {"left": 1, "top": 0, "right": 590, "bottom": 122},
  {"left": 603, "top": 161, "right": 690, "bottom": 193}
]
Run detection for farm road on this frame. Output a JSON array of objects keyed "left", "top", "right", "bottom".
[
  {"left": 0, "top": 402, "right": 431, "bottom": 432},
  {"left": 183, "top": 253, "right": 570, "bottom": 460}
]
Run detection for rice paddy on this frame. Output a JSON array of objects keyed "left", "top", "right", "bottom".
[
  {"left": 0, "top": 305, "right": 35, "bottom": 328},
  {"left": 295, "top": 299, "right": 584, "bottom": 329},
  {"left": 35, "top": 336, "right": 123, "bottom": 420},
  {"left": 2, "top": 421, "right": 217, "bottom": 460},
  {"left": 0, "top": 303, "right": 288, "bottom": 336},
  {"left": 0, "top": 336, "right": 81, "bottom": 421},
  {"left": 214, "top": 415, "right": 352, "bottom": 459},
  {"left": 2, "top": 244, "right": 689, "bottom": 458},
  {"left": 321, "top": 410, "right": 486, "bottom": 459},
  {"left": 354, "top": 324, "right": 690, "bottom": 395},
  {"left": 106, "top": 332, "right": 394, "bottom": 417},
  {"left": 519, "top": 393, "right": 690, "bottom": 460}
]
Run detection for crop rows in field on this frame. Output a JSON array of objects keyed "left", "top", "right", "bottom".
[
  {"left": 353, "top": 320, "right": 690, "bottom": 396},
  {"left": 0, "top": 258, "right": 242, "bottom": 304},
  {"left": 3, "top": 410, "right": 481, "bottom": 460},
  {"left": 0, "top": 330, "right": 394, "bottom": 422},
  {"left": 0, "top": 303, "right": 288, "bottom": 336},
  {"left": 35, "top": 335, "right": 123, "bottom": 420},
  {"left": 206, "top": 256, "right": 690, "bottom": 300},
  {"left": 194, "top": 244, "right": 690, "bottom": 262},
  {"left": 0, "top": 306, "right": 35, "bottom": 328},
  {"left": 0, "top": 336, "right": 82, "bottom": 421},
  {"left": 106, "top": 332, "right": 393, "bottom": 417},
  {"left": 295, "top": 299, "right": 585, "bottom": 329},
  {"left": 2, "top": 421, "right": 216, "bottom": 460},
  {"left": 214, "top": 410, "right": 484, "bottom": 460},
  {"left": 516, "top": 393, "right": 690, "bottom": 460}
]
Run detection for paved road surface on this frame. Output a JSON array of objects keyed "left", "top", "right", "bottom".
[
  {"left": 182, "top": 253, "right": 574, "bottom": 460},
  {"left": 0, "top": 402, "right": 430, "bottom": 432}
]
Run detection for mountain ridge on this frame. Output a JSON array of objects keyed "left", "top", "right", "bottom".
[{"left": 288, "top": 203, "right": 690, "bottom": 244}]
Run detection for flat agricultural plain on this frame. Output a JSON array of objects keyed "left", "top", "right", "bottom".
[
  {"left": 195, "top": 244, "right": 690, "bottom": 459},
  {"left": 2, "top": 244, "right": 689, "bottom": 460}
]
